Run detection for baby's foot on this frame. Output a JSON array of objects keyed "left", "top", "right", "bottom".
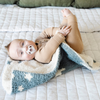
[{"left": 61, "top": 8, "right": 73, "bottom": 18}]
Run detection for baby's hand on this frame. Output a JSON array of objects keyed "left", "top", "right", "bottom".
[
  {"left": 58, "top": 25, "right": 71, "bottom": 36},
  {"left": 61, "top": 8, "right": 72, "bottom": 18}
]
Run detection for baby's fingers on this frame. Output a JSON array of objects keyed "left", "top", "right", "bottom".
[
  {"left": 62, "top": 26, "right": 66, "bottom": 29},
  {"left": 64, "top": 26, "right": 71, "bottom": 32},
  {"left": 61, "top": 25, "right": 71, "bottom": 30},
  {"left": 65, "top": 25, "right": 71, "bottom": 29},
  {"left": 65, "top": 28, "right": 71, "bottom": 34}
]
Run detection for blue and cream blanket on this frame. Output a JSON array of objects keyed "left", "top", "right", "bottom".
[{"left": 2, "top": 42, "right": 100, "bottom": 94}]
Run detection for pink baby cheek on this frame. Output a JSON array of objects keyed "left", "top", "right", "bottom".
[{"left": 24, "top": 53, "right": 35, "bottom": 60}]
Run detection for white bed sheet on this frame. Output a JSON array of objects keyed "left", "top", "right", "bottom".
[
  {"left": 0, "top": 5, "right": 100, "bottom": 32},
  {"left": 0, "top": 4, "right": 100, "bottom": 100}
]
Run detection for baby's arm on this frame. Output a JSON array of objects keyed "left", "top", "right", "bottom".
[
  {"left": 35, "top": 27, "right": 70, "bottom": 63},
  {"left": 35, "top": 33, "right": 65, "bottom": 63},
  {"left": 35, "top": 26, "right": 71, "bottom": 43},
  {"left": 35, "top": 27, "right": 59, "bottom": 43}
]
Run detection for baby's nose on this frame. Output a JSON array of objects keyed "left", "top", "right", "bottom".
[{"left": 22, "top": 46, "right": 27, "bottom": 52}]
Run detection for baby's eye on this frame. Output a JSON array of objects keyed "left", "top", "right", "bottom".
[
  {"left": 21, "top": 51, "right": 23, "bottom": 55},
  {"left": 22, "top": 42, "right": 24, "bottom": 46}
]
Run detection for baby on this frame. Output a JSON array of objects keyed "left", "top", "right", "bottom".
[{"left": 5, "top": 9, "right": 83, "bottom": 63}]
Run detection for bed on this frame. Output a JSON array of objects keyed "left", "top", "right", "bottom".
[{"left": 0, "top": 3, "right": 100, "bottom": 100}]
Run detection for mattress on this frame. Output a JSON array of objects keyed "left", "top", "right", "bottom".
[{"left": 0, "top": 4, "right": 100, "bottom": 100}]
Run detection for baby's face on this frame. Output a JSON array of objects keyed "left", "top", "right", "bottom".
[{"left": 9, "top": 39, "right": 37, "bottom": 60}]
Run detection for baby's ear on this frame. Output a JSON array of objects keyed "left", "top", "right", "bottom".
[{"left": 5, "top": 43, "right": 11, "bottom": 54}]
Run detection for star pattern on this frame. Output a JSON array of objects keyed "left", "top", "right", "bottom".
[
  {"left": 24, "top": 73, "right": 33, "bottom": 81},
  {"left": 18, "top": 85, "right": 24, "bottom": 91},
  {"left": 55, "top": 68, "right": 65, "bottom": 77}
]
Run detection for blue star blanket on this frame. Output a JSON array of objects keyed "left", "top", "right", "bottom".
[{"left": 2, "top": 42, "right": 100, "bottom": 94}]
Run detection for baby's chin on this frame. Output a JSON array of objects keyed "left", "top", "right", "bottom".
[{"left": 23, "top": 53, "right": 35, "bottom": 61}]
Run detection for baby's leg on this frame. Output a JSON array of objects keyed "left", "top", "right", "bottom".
[
  {"left": 59, "top": 8, "right": 71, "bottom": 28},
  {"left": 66, "top": 15, "right": 83, "bottom": 53},
  {"left": 59, "top": 17, "right": 68, "bottom": 28}
]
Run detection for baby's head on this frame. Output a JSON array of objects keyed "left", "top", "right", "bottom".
[{"left": 5, "top": 39, "right": 37, "bottom": 60}]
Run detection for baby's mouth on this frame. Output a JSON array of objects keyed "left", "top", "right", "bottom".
[{"left": 26, "top": 45, "right": 36, "bottom": 54}]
